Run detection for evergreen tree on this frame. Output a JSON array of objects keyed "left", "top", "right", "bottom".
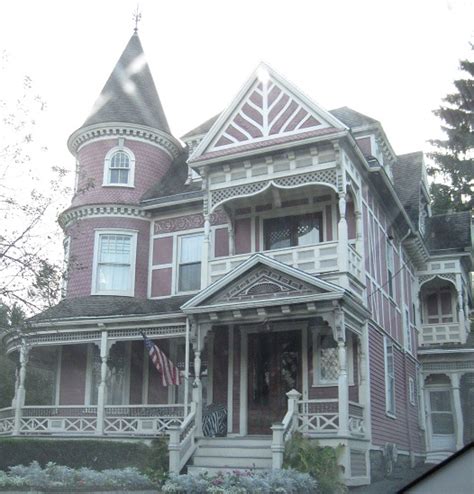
[{"left": 428, "top": 46, "right": 473, "bottom": 213}]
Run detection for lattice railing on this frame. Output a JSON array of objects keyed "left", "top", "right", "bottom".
[
  {"left": 20, "top": 406, "right": 98, "bottom": 435},
  {"left": 420, "top": 323, "right": 463, "bottom": 345},
  {"left": 0, "top": 408, "right": 14, "bottom": 436},
  {"left": 297, "top": 399, "right": 339, "bottom": 434},
  {"left": 347, "top": 244, "right": 363, "bottom": 281},
  {"left": 104, "top": 405, "right": 185, "bottom": 436}
]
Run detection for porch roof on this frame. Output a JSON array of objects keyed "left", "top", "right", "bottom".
[{"left": 28, "top": 295, "right": 192, "bottom": 325}]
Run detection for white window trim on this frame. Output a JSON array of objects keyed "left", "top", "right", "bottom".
[
  {"left": 403, "top": 305, "right": 413, "bottom": 354},
  {"left": 91, "top": 229, "right": 138, "bottom": 296},
  {"left": 103, "top": 145, "right": 136, "bottom": 187},
  {"left": 423, "top": 288, "right": 456, "bottom": 325},
  {"left": 176, "top": 232, "right": 204, "bottom": 295},
  {"left": 384, "top": 337, "right": 396, "bottom": 418},
  {"left": 409, "top": 377, "right": 415, "bottom": 406},
  {"left": 312, "top": 331, "right": 354, "bottom": 387},
  {"left": 386, "top": 239, "right": 395, "bottom": 300}
]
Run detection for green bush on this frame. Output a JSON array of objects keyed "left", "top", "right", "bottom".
[
  {"left": 283, "top": 433, "right": 347, "bottom": 494},
  {"left": 0, "top": 438, "right": 168, "bottom": 474}
]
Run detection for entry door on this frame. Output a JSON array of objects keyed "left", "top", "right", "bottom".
[
  {"left": 247, "top": 330, "right": 301, "bottom": 435},
  {"left": 428, "top": 389, "right": 456, "bottom": 451}
]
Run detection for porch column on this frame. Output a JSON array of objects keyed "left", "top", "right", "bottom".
[
  {"left": 96, "top": 331, "right": 109, "bottom": 436},
  {"left": 457, "top": 288, "right": 466, "bottom": 343},
  {"left": 192, "top": 349, "right": 203, "bottom": 437},
  {"left": 337, "top": 192, "right": 349, "bottom": 275},
  {"left": 337, "top": 339, "right": 349, "bottom": 436},
  {"left": 13, "top": 340, "right": 29, "bottom": 436},
  {"left": 201, "top": 214, "right": 211, "bottom": 289},
  {"left": 451, "top": 373, "right": 464, "bottom": 449},
  {"left": 358, "top": 330, "right": 370, "bottom": 438}
]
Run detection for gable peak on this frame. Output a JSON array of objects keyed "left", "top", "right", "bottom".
[{"left": 189, "top": 63, "right": 347, "bottom": 162}]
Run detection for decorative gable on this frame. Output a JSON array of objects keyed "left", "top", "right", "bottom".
[
  {"left": 205, "top": 265, "right": 318, "bottom": 305},
  {"left": 181, "top": 254, "right": 345, "bottom": 312},
  {"left": 189, "top": 63, "right": 346, "bottom": 162}
]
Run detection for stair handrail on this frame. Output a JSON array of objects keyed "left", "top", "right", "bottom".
[
  {"left": 168, "top": 401, "right": 197, "bottom": 474},
  {"left": 271, "top": 389, "right": 302, "bottom": 469}
]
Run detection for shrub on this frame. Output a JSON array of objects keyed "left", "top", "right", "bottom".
[
  {"left": 0, "top": 437, "right": 168, "bottom": 473},
  {"left": 162, "top": 469, "right": 318, "bottom": 493},
  {"left": 283, "top": 433, "right": 347, "bottom": 494},
  {"left": 1, "top": 461, "right": 155, "bottom": 491}
]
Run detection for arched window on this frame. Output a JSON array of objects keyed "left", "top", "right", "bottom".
[{"left": 103, "top": 146, "right": 135, "bottom": 187}]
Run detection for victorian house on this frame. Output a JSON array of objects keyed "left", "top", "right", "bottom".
[{"left": 1, "top": 32, "right": 472, "bottom": 486}]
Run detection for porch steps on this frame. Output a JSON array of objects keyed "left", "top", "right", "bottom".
[{"left": 187, "top": 436, "right": 273, "bottom": 475}]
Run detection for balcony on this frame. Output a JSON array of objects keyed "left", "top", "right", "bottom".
[
  {"left": 209, "top": 241, "right": 363, "bottom": 285},
  {"left": 420, "top": 323, "right": 466, "bottom": 346}
]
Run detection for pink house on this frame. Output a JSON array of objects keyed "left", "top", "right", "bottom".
[{"left": 1, "top": 32, "right": 472, "bottom": 486}]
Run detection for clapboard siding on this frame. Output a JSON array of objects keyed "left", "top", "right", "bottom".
[{"left": 369, "top": 327, "right": 423, "bottom": 452}]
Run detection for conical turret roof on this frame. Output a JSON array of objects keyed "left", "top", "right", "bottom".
[{"left": 81, "top": 32, "right": 170, "bottom": 133}]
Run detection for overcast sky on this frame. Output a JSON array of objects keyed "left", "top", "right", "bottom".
[{"left": 1, "top": 0, "right": 473, "bottom": 188}]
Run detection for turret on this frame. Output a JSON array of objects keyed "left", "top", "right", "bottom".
[{"left": 60, "top": 32, "right": 182, "bottom": 299}]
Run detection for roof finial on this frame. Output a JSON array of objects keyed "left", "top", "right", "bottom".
[{"left": 132, "top": 5, "right": 142, "bottom": 33}]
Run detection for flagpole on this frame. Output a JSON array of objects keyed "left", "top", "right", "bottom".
[{"left": 184, "top": 318, "right": 190, "bottom": 415}]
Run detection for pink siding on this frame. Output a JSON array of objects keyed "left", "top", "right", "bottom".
[
  {"left": 214, "top": 228, "right": 229, "bottom": 257},
  {"left": 59, "top": 345, "right": 87, "bottom": 405},
  {"left": 72, "top": 139, "right": 173, "bottom": 207},
  {"left": 151, "top": 268, "right": 172, "bottom": 297},
  {"left": 325, "top": 205, "right": 333, "bottom": 241},
  {"left": 153, "top": 237, "right": 173, "bottom": 265},
  {"left": 66, "top": 217, "right": 150, "bottom": 298},
  {"left": 356, "top": 136, "right": 372, "bottom": 156},
  {"left": 347, "top": 201, "right": 356, "bottom": 239},
  {"left": 369, "top": 327, "right": 423, "bottom": 453},
  {"left": 235, "top": 218, "right": 251, "bottom": 254}
]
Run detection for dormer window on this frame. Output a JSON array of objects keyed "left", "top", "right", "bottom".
[{"left": 103, "top": 145, "right": 135, "bottom": 187}]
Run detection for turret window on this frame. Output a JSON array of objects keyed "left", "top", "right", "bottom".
[
  {"left": 103, "top": 146, "right": 135, "bottom": 187},
  {"left": 92, "top": 230, "right": 137, "bottom": 296}
]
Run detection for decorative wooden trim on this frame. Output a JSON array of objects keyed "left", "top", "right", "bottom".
[
  {"left": 59, "top": 205, "right": 152, "bottom": 230},
  {"left": 68, "top": 123, "right": 182, "bottom": 159}
]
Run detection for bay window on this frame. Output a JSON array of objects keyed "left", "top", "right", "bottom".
[{"left": 93, "top": 231, "right": 137, "bottom": 296}]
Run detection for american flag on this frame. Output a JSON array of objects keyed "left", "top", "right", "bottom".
[{"left": 142, "top": 333, "right": 181, "bottom": 386}]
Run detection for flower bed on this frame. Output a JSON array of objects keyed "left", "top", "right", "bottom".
[
  {"left": 162, "top": 469, "right": 318, "bottom": 493},
  {"left": 0, "top": 462, "right": 157, "bottom": 492}
]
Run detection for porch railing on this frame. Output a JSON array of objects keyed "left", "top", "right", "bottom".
[
  {"left": 104, "top": 405, "right": 185, "bottom": 436},
  {"left": 420, "top": 323, "right": 464, "bottom": 345},
  {"left": 297, "top": 399, "right": 339, "bottom": 434},
  {"left": 0, "top": 405, "right": 185, "bottom": 437},
  {"left": 0, "top": 407, "right": 14, "bottom": 435},
  {"left": 168, "top": 402, "right": 197, "bottom": 474},
  {"left": 209, "top": 242, "right": 339, "bottom": 284}
]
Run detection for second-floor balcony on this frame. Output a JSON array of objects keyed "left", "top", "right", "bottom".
[{"left": 209, "top": 241, "right": 363, "bottom": 285}]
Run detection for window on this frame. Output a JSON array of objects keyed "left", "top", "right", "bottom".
[
  {"left": 264, "top": 212, "right": 322, "bottom": 250},
  {"left": 429, "top": 390, "right": 454, "bottom": 434},
  {"left": 403, "top": 306, "right": 412, "bottom": 353},
  {"left": 425, "top": 289, "right": 454, "bottom": 324},
  {"left": 92, "top": 231, "right": 137, "bottom": 295},
  {"left": 384, "top": 338, "right": 396, "bottom": 416},
  {"left": 386, "top": 239, "right": 395, "bottom": 298},
  {"left": 103, "top": 146, "right": 135, "bottom": 187},
  {"left": 178, "top": 234, "right": 203, "bottom": 292},
  {"left": 409, "top": 377, "right": 415, "bottom": 405},
  {"left": 312, "top": 332, "right": 353, "bottom": 386}
]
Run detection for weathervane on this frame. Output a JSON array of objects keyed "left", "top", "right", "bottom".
[{"left": 133, "top": 5, "right": 142, "bottom": 33}]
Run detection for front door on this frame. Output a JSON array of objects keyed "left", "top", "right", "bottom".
[
  {"left": 428, "top": 388, "right": 456, "bottom": 451},
  {"left": 247, "top": 330, "right": 301, "bottom": 434}
]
